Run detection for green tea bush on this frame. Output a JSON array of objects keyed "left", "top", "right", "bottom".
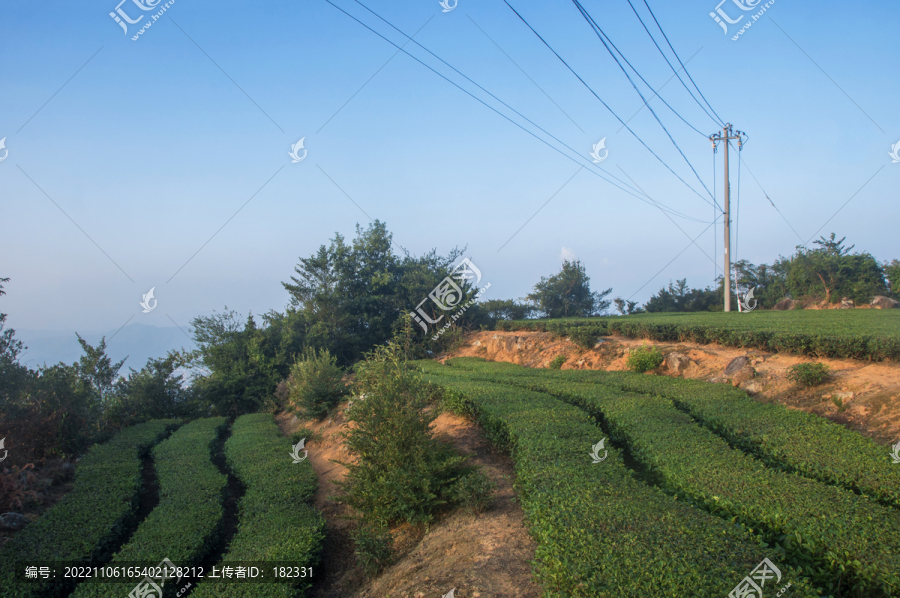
[
  {"left": 351, "top": 523, "right": 394, "bottom": 576},
  {"left": 449, "top": 469, "right": 494, "bottom": 514},
  {"left": 548, "top": 355, "right": 566, "bottom": 369},
  {"left": 190, "top": 414, "right": 324, "bottom": 598},
  {"left": 0, "top": 420, "right": 178, "bottom": 598},
  {"left": 71, "top": 417, "right": 228, "bottom": 597},
  {"left": 568, "top": 324, "right": 604, "bottom": 348},
  {"left": 787, "top": 362, "right": 831, "bottom": 387},
  {"left": 626, "top": 346, "right": 663, "bottom": 373},
  {"left": 336, "top": 336, "right": 468, "bottom": 527},
  {"left": 417, "top": 367, "right": 819, "bottom": 598},
  {"left": 287, "top": 348, "right": 346, "bottom": 419},
  {"left": 434, "top": 359, "right": 900, "bottom": 595}
]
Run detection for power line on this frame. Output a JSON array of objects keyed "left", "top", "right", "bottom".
[
  {"left": 625, "top": 0, "right": 721, "bottom": 127},
  {"left": 345, "top": 0, "right": 656, "bottom": 211},
  {"left": 738, "top": 156, "right": 805, "bottom": 246},
  {"left": 640, "top": 0, "right": 726, "bottom": 126},
  {"left": 327, "top": 0, "right": 709, "bottom": 222},
  {"left": 570, "top": 0, "right": 719, "bottom": 209},
  {"left": 503, "top": 0, "right": 720, "bottom": 212},
  {"left": 627, "top": 211, "right": 723, "bottom": 301}
]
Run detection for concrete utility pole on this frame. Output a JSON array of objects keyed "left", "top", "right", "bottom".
[{"left": 709, "top": 124, "right": 745, "bottom": 312}]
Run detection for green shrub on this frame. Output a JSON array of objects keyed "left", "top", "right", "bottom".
[
  {"left": 351, "top": 523, "right": 394, "bottom": 576},
  {"left": 190, "top": 414, "right": 324, "bottom": 598},
  {"left": 568, "top": 325, "right": 604, "bottom": 348},
  {"left": 787, "top": 362, "right": 831, "bottom": 387},
  {"left": 449, "top": 469, "right": 494, "bottom": 514},
  {"left": 440, "top": 386, "right": 474, "bottom": 418},
  {"left": 548, "top": 355, "right": 566, "bottom": 369},
  {"left": 287, "top": 348, "right": 346, "bottom": 419},
  {"left": 626, "top": 346, "right": 663, "bottom": 373},
  {"left": 0, "top": 420, "right": 178, "bottom": 598},
  {"left": 336, "top": 335, "right": 468, "bottom": 527}
]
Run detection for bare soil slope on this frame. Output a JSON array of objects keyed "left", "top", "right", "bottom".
[
  {"left": 277, "top": 404, "right": 542, "bottom": 598},
  {"left": 447, "top": 330, "right": 900, "bottom": 444}
]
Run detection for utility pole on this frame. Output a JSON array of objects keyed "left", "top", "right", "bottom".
[{"left": 709, "top": 124, "right": 745, "bottom": 312}]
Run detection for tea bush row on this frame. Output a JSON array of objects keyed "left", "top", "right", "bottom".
[
  {"left": 190, "top": 413, "right": 324, "bottom": 598},
  {"left": 455, "top": 365, "right": 900, "bottom": 596},
  {"left": 0, "top": 420, "right": 178, "bottom": 598},
  {"left": 448, "top": 357, "right": 900, "bottom": 510},
  {"left": 71, "top": 417, "right": 229, "bottom": 597},
  {"left": 415, "top": 362, "right": 819, "bottom": 598}
]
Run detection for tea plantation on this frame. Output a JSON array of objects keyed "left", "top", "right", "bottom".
[
  {"left": 497, "top": 309, "right": 900, "bottom": 360},
  {"left": 419, "top": 357, "right": 900, "bottom": 598}
]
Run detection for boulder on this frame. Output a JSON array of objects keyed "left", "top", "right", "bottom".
[
  {"left": 665, "top": 352, "right": 694, "bottom": 376},
  {"left": 871, "top": 296, "right": 900, "bottom": 309},
  {"left": 840, "top": 297, "right": 854, "bottom": 309},
  {"left": 0, "top": 512, "right": 28, "bottom": 531},
  {"left": 725, "top": 356, "right": 750, "bottom": 376},
  {"left": 731, "top": 366, "right": 756, "bottom": 387},
  {"left": 774, "top": 298, "right": 800, "bottom": 310},
  {"left": 740, "top": 380, "right": 764, "bottom": 394}
]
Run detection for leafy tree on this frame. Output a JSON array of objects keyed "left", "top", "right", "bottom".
[
  {"left": 526, "top": 260, "right": 612, "bottom": 318},
  {"left": 788, "top": 234, "right": 887, "bottom": 304},
  {"left": 643, "top": 279, "right": 720, "bottom": 313},
  {"left": 0, "top": 278, "right": 29, "bottom": 402},
  {"left": 478, "top": 299, "right": 533, "bottom": 323},
  {"left": 283, "top": 220, "right": 471, "bottom": 362},
  {"left": 106, "top": 351, "right": 198, "bottom": 427},
  {"left": 613, "top": 297, "right": 644, "bottom": 315}
]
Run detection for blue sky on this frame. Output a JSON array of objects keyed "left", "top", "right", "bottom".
[{"left": 2, "top": 0, "right": 898, "bottom": 341}]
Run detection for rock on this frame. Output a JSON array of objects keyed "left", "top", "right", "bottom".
[
  {"left": 725, "top": 356, "right": 750, "bottom": 376},
  {"left": 472, "top": 340, "right": 482, "bottom": 347},
  {"left": 840, "top": 297, "right": 854, "bottom": 309},
  {"left": 731, "top": 366, "right": 756, "bottom": 387},
  {"left": 871, "top": 296, "right": 900, "bottom": 309},
  {"left": 0, "top": 513, "right": 28, "bottom": 531},
  {"left": 740, "top": 380, "right": 764, "bottom": 394},
  {"left": 665, "top": 352, "right": 694, "bottom": 376},
  {"left": 774, "top": 298, "right": 800, "bottom": 310}
]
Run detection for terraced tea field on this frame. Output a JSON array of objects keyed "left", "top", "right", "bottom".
[
  {"left": 497, "top": 309, "right": 900, "bottom": 360},
  {"left": 0, "top": 414, "right": 323, "bottom": 598},
  {"left": 4, "top": 356, "right": 898, "bottom": 597},
  {"left": 418, "top": 357, "right": 900, "bottom": 598}
]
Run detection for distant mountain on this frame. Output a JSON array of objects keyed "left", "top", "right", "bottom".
[{"left": 15, "top": 323, "right": 197, "bottom": 372}]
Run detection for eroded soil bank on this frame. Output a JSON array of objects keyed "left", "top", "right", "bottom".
[{"left": 445, "top": 330, "right": 900, "bottom": 445}]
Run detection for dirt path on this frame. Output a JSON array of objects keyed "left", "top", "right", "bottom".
[
  {"left": 449, "top": 330, "right": 900, "bottom": 445},
  {"left": 276, "top": 404, "right": 543, "bottom": 598}
]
